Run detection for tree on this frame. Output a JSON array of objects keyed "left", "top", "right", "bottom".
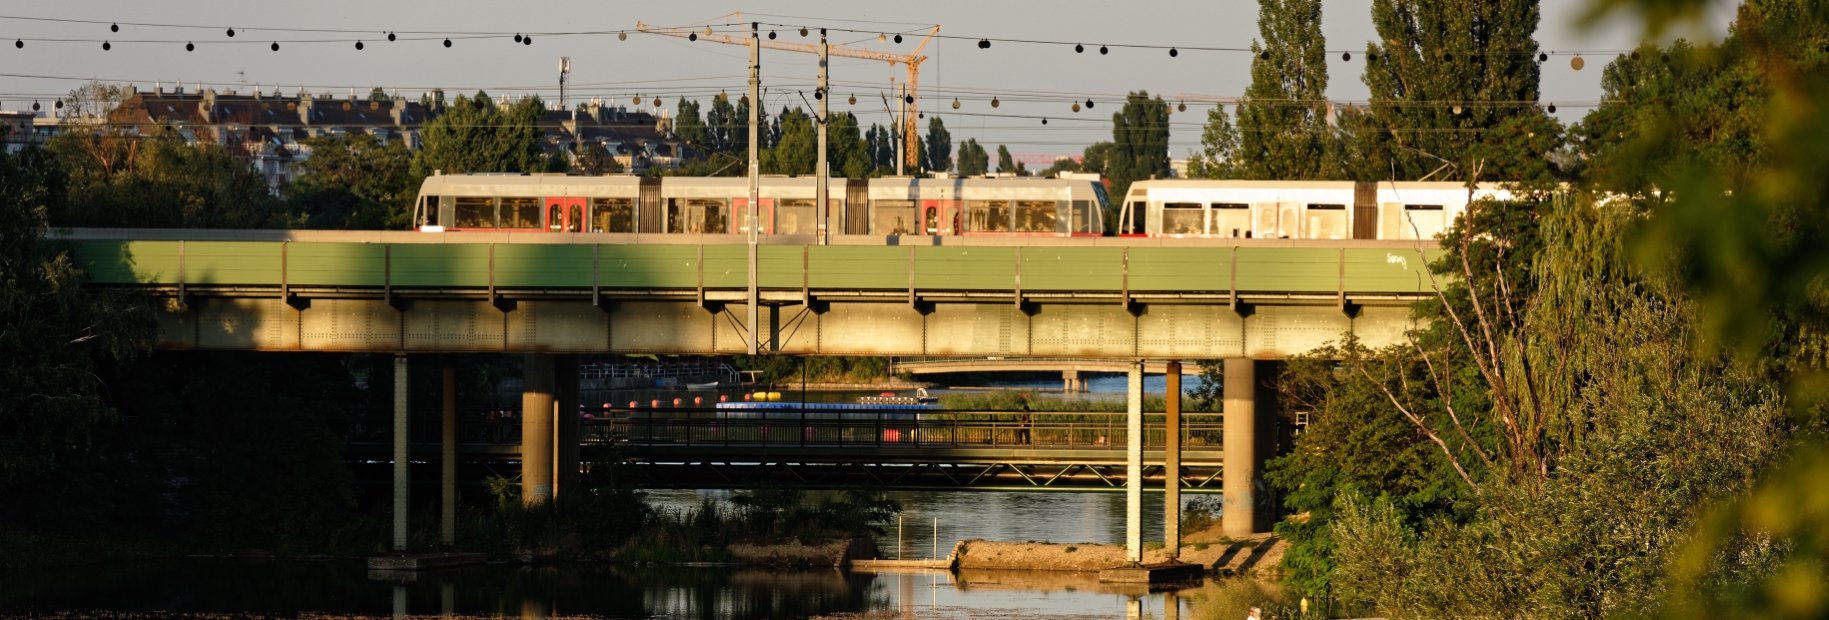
[
  {"left": 1234, "top": 0, "right": 1335, "bottom": 179},
  {"left": 410, "top": 91, "right": 550, "bottom": 177},
  {"left": 44, "top": 133, "right": 291, "bottom": 229},
  {"left": 996, "top": 144, "right": 1017, "bottom": 174},
  {"left": 574, "top": 141, "right": 624, "bottom": 176},
  {"left": 284, "top": 133, "right": 416, "bottom": 229},
  {"left": 1358, "top": 0, "right": 1548, "bottom": 181},
  {"left": 1186, "top": 105, "right": 1240, "bottom": 179},
  {"left": 674, "top": 98, "right": 709, "bottom": 156},
  {"left": 0, "top": 146, "right": 157, "bottom": 503},
  {"left": 826, "top": 112, "right": 874, "bottom": 179},
  {"left": 761, "top": 107, "right": 816, "bottom": 175},
  {"left": 1105, "top": 91, "right": 1171, "bottom": 199},
  {"left": 368, "top": 87, "right": 390, "bottom": 102},
  {"left": 924, "top": 117, "right": 953, "bottom": 173},
  {"left": 956, "top": 139, "right": 990, "bottom": 176},
  {"left": 866, "top": 124, "right": 896, "bottom": 172},
  {"left": 65, "top": 80, "right": 127, "bottom": 122},
  {"left": 1080, "top": 141, "right": 1115, "bottom": 175}
]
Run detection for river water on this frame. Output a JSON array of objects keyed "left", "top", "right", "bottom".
[
  {"left": 1, "top": 559, "right": 1197, "bottom": 619},
  {"left": 2, "top": 377, "right": 1220, "bottom": 618}
]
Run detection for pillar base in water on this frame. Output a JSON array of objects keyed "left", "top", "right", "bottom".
[
  {"left": 1098, "top": 562, "right": 1207, "bottom": 584},
  {"left": 367, "top": 552, "right": 487, "bottom": 572}
]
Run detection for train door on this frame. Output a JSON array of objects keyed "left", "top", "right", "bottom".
[
  {"left": 922, "top": 200, "right": 961, "bottom": 235},
  {"left": 545, "top": 197, "right": 585, "bottom": 232},
  {"left": 733, "top": 198, "right": 776, "bottom": 234}
]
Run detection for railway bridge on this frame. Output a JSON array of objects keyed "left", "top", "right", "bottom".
[{"left": 63, "top": 228, "right": 1440, "bottom": 551}]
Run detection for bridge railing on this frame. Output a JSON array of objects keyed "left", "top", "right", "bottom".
[
  {"left": 590, "top": 410, "right": 1223, "bottom": 450},
  {"left": 341, "top": 407, "right": 1224, "bottom": 450}
]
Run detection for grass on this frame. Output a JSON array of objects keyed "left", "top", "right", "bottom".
[{"left": 1186, "top": 577, "right": 1296, "bottom": 620}]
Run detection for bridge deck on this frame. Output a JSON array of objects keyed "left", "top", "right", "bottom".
[{"left": 64, "top": 230, "right": 1439, "bottom": 357}]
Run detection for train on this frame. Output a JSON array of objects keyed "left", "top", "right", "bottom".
[{"left": 413, "top": 173, "right": 1511, "bottom": 241}]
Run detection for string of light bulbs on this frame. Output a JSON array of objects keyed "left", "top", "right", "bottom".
[{"left": 0, "top": 14, "right": 1641, "bottom": 63}]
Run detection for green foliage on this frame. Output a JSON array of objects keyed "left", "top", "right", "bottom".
[
  {"left": 1185, "top": 106, "right": 1240, "bottom": 179},
  {"left": 732, "top": 356, "right": 891, "bottom": 384},
  {"left": 45, "top": 133, "right": 292, "bottom": 228},
  {"left": 760, "top": 107, "right": 816, "bottom": 175},
  {"left": 956, "top": 138, "right": 990, "bottom": 177},
  {"left": 0, "top": 146, "right": 157, "bottom": 510},
  {"left": 410, "top": 91, "right": 551, "bottom": 177},
  {"left": 1319, "top": 196, "right": 1790, "bottom": 617},
  {"left": 924, "top": 117, "right": 952, "bottom": 173},
  {"left": 673, "top": 98, "right": 709, "bottom": 153},
  {"left": 1182, "top": 496, "right": 1223, "bottom": 534},
  {"left": 825, "top": 112, "right": 875, "bottom": 179},
  {"left": 996, "top": 144, "right": 1019, "bottom": 175},
  {"left": 1234, "top": 0, "right": 1336, "bottom": 180},
  {"left": 284, "top": 133, "right": 416, "bottom": 229},
  {"left": 1357, "top": 0, "right": 1553, "bottom": 182},
  {"left": 1105, "top": 91, "right": 1171, "bottom": 198}
]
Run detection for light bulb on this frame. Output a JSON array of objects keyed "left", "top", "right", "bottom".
[
  {"left": 227, "top": 28, "right": 236, "bottom": 37},
  {"left": 271, "top": 42, "right": 279, "bottom": 51},
  {"left": 894, "top": 34, "right": 903, "bottom": 44},
  {"left": 991, "top": 97, "right": 999, "bottom": 108},
  {"left": 356, "top": 41, "right": 364, "bottom": 50},
  {"left": 1072, "top": 103, "right": 1080, "bottom": 112},
  {"left": 186, "top": 42, "right": 194, "bottom": 51},
  {"left": 952, "top": 98, "right": 960, "bottom": 109},
  {"left": 444, "top": 38, "right": 452, "bottom": 48},
  {"left": 619, "top": 31, "right": 627, "bottom": 41},
  {"left": 879, "top": 33, "right": 887, "bottom": 43},
  {"left": 1075, "top": 44, "right": 1083, "bottom": 53},
  {"left": 1169, "top": 48, "right": 1178, "bottom": 57},
  {"left": 388, "top": 32, "right": 395, "bottom": 42},
  {"left": 1571, "top": 55, "right": 1584, "bottom": 70},
  {"left": 102, "top": 41, "right": 111, "bottom": 51},
  {"left": 848, "top": 94, "right": 856, "bottom": 105},
  {"left": 1343, "top": 51, "right": 1351, "bottom": 61}
]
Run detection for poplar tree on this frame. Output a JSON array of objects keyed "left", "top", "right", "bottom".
[
  {"left": 956, "top": 139, "right": 990, "bottom": 176},
  {"left": 1234, "top": 0, "right": 1335, "bottom": 179},
  {"left": 1106, "top": 91, "right": 1170, "bottom": 199},
  {"left": 1186, "top": 105, "right": 1240, "bottom": 179},
  {"left": 924, "top": 117, "right": 953, "bottom": 173},
  {"left": 1359, "top": 0, "right": 1548, "bottom": 181},
  {"left": 673, "top": 98, "right": 709, "bottom": 156},
  {"left": 996, "top": 145, "right": 1017, "bottom": 174}
]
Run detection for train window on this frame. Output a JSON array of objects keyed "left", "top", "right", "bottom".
[
  {"left": 872, "top": 200, "right": 917, "bottom": 235},
  {"left": 1014, "top": 200, "right": 1058, "bottom": 233},
  {"left": 1211, "top": 203, "right": 1249, "bottom": 237},
  {"left": 778, "top": 199, "right": 816, "bottom": 235},
  {"left": 1071, "top": 200, "right": 1092, "bottom": 233},
  {"left": 420, "top": 195, "right": 439, "bottom": 226},
  {"left": 1307, "top": 204, "right": 1347, "bottom": 239},
  {"left": 969, "top": 200, "right": 1012, "bottom": 232},
  {"left": 591, "top": 198, "right": 634, "bottom": 233},
  {"left": 1401, "top": 204, "right": 1447, "bottom": 240},
  {"left": 454, "top": 196, "right": 495, "bottom": 228},
  {"left": 1161, "top": 202, "right": 1204, "bottom": 235},
  {"left": 501, "top": 197, "right": 541, "bottom": 229},
  {"left": 668, "top": 198, "right": 729, "bottom": 234}
]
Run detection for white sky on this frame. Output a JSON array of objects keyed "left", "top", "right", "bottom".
[{"left": 0, "top": 0, "right": 1733, "bottom": 160}]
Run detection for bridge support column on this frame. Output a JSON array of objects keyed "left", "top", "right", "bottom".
[
  {"left": 1063, "top": 370, "right": 1081, "bottom": 393},
  {"left": 554, "top": 354, "right": 581, "bottom": 498},
  {"left": 1125, "top": 360, "right": 1143, "bottom": 564},
  {"left": 392, "top": 353, "right": 409, "bottom": 552},
  {"left": 1223, "top": 358, "right": 1271, "bottom": 536},
  {"left": 441, "top": 355, "right": 457, "bottom": 549},
  {"left": 521, "top": 354, "right": 555, "bottom": 505},
  {"left": 1165, "top": 360, "right": 1182, "bottom": 561}
]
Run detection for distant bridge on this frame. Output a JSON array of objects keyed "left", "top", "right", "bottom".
[{"left": 342, "top": 408, "right": 1230, "bottom": 492}]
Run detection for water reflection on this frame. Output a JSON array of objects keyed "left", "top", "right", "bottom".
[
  {"left": 0, "top": 559, "right": 1194, "bottom": 619},
  {"left": 648, "top": 490, "right": 1193, "bottom": 561}
]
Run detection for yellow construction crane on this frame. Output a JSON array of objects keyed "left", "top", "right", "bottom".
[{"left": 637, "top": 13, "right": 939, "bottom": 170}]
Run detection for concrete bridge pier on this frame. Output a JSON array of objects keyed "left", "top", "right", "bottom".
[
  {"left": 441, "top": 355, "right": 457, "bottom": 549},
  {"left": 392, "top": 353, "right": 409, "bottom": 552},
  {"left": 1223, "top": 358, "right": 1276, "bottom": 536},
  {"left": 1062, "top": 369, "right": 1083, "bottom": 393},
  {"left": 1164, "top": 360, "right": 1182, "bottom": 561},
  {"left": 521, "top": 354, "right": 554, "bottom": 505},
  {"left": 555, "top": 354, "right": 581, "bottom": 496},
  {"left": 1125, "top": 360, "right": 1144, "bottom": 564}
]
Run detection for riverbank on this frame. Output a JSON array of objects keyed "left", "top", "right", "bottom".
[{"left": 954, "top": 532, "right": 1284, "bottom": 576}]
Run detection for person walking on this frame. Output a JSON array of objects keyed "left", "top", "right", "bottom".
[{"left": 1018, "top": 401, "right": 1033, "bottom": 445}]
